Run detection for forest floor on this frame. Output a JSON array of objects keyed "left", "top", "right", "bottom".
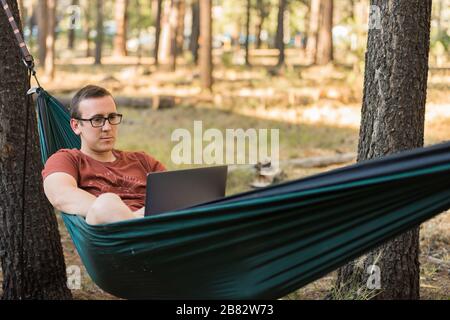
[{"left": 1, "top": 55, "right": 449, "bottom": 299}]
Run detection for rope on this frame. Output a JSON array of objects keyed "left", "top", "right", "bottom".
[{"left": 17, "top": 70, "right": 32, "bottom": 299}]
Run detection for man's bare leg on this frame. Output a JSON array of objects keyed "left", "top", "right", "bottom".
[{"left": 86, "top": 193, "right": 136, "bottom": 225}]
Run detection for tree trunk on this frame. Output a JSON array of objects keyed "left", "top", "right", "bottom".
[
  {"left": 17, "top": 0, "right": 23, "bottom": 20},
  {"left": 306, "top": 0, "right": 320, "bottom": 64},
  {"left": 348, "top": 0, "right": 355, "bottom": 21},
  {"left": 37, "top": 0, "right": 47, "bottom": 65},
  {"left": 199, "top": 0, "right": 212, "bottom": 90},
  {"left": 27, "top": 1, "right": 35, "bottom": 47},
  {"left": 44, "top": 0, "right": 55, "bottom": 79},
  {"left": 189, "top": 0, "right": 199, "bottom": 64},
  {"left": 176, "top": 0, "right": 185, "bottom": 55},
  {"left": 94, "top": 0, "right": 103, "bottom": 64},
  {"left": 244, "top": 0, "right": 251, "bottom": 66},
  {"left": 255, "top": 0, "right": 269, "bottom": 49},
  {"left": 84, "top": 0, "right": 91, "bottom": 57},
  {"left": 436, "top": 0, "right": 443, "bottom": 36},
  {"left": 158, "top": 0, "right": 171, "bottom": 65},
  {"left": 153, "top": 0, "right": 163, "bottom": 65},
  {"left": 0, "top": 0, "right": 72, "bottom": 300},
  {"left": 170, "top": 0, "right": 180, "bottom": 71},
  {"left": 68, "top": 0, "right": 78, "bottom": 49},
  {"left": 335, "top": 0, "right": 432, "bottom": 300},
  {"left": 113, "top": 0, "right": 128, "bottom": 56},
  {"left": 316, "top": 0, "right": 333, "bottom": 65},
  {"left": 275, "top": 0, "right": 286, "bottom": 67}
]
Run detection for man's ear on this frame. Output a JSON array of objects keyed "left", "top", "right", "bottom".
[{"left": 70, "top": 118, "right": 82, "bottom": 136}]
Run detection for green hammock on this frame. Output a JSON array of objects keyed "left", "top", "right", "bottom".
[{"left": 36, "top": 88, "right": 450, "bottom": 300}]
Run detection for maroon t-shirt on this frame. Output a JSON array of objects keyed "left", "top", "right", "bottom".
[{"left": 42, "top": 148, "right": 166, "bottom": 211}]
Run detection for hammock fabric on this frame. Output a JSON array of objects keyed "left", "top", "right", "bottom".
[{"left": 36, "top": 88, "right": 450, "bottom": 300}]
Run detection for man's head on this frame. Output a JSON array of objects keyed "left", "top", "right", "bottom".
[{"left": 70, "top": 85, "right": 121, "bottom": 154}]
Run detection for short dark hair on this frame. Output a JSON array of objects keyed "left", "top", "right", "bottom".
[{"left": 70, "top": 85, "right": 114, "bottom": 119}]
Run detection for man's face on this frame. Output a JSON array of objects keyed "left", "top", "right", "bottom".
[{"left": 70, "top": 96, "right": 120, "bottom": 153}]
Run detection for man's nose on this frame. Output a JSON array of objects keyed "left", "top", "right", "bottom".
[{"left": 102, "top": 120, "right": 112, "bottom": 131}]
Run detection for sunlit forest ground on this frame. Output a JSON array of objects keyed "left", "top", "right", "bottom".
[{"left": 1, "top": 49, "right": 449, "bottom": 299}]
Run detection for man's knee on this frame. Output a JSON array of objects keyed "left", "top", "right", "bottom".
[
  {"left": 95, "top": 192, "right": 122, "bottom": 207},
  {"left": 86, "top": 193, "right": 132, "bottom": 225}
]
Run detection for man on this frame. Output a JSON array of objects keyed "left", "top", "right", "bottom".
[{"left": 42, "top": 85, "right": 166, "bottom": 225}]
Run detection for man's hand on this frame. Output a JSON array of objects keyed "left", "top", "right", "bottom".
[{"left": 133, "top": 207, "right": 145, "bottom": 218}]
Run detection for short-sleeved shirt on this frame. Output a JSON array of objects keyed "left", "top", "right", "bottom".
[{"left": 42, "top": 148, "right": 166, "bottom": 211}]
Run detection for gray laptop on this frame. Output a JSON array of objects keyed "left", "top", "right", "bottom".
[{"left": 145, "top": 165, "right": 228, "bottom": 216}]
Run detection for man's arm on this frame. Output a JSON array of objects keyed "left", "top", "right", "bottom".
[{"left": 43, "top": 172, "right": 96, "bottom": 217}]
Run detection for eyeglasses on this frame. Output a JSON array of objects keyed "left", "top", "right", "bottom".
[{"left": 75, "top": 113, "right": 123, "bottom": 128}]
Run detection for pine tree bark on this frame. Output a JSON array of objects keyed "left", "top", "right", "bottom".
[
  {"left": 94, "top": 0, "right": 103, "bottom": 64},
  {"left": 199, "top": 0, "right": 212, "bottom": 90},
  {"left": 335, "top": 0, "right": 432, "bottom": 300},
  {"left": 275, "top": 0, "right": 286, "bottom": 67},
  {"left": 316, "top": 0, "right": 333, "bottom": 65},
  {"left": 113, "top": 0, "right": 128, "bottom": 56},
  {"left": 0, "top": 0, "right": 72, "bottom": 300},
  {"left": 189, "top": 0, "right": 200, "bottom": 64}
]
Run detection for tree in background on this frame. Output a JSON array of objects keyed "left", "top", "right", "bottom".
[
  {"left": 37, "top": 0, "right": 47, "bottom": 64},
  {"left": 316, "top": 0, "right": 333, "bottom": 65},
  {"left": 189, "top": 0, "right": 200, "bottom": 64},
  {"left": 255, "top": 0, "right": 270, "bottom": 49},
  {"left": 199, "top": 0, "right": 212, "bottom": 90},
  {"left": 153, "top": 0, "right": 163, "bottom": 65},
  {"left": 114, "top": 0, "right": 128, "bottom": 56},
  {"left": 158, "top": 0, "right": 172, "bottom": 65},
  {"left": 306, "top": 0, "right": 333, "bottom": 65},
  {"left": 244, "top": 0, "right": 251, "bottom": 66},
  {"left": 176, "top": 0, "right": 185, "bottom": 55},
  {"left": 0, "top": 0, "right": 71, "bottom": 299},
  {"left": 44, "top": 0, "right": 55, "bottom": 79},
  {"left": 275, "top": 0, "right": 287, "bottom": 67},
  {"left": 306, "top": 0, "right": 320, "bottom": 64},
  {"left": 68, "top": 0, "right": 79, "bottom": 49},
  {"left": 95, "top": 0, "right": 103, "bottom": 64},
  {"left": 83, "top": 0, "right": 92, "bottom": 57},
  {"left": 336, "top": 0, "right": 433, "bottom": 299},
  {"left": 170, "top": 0, "right": 181, "bottom": 71}
]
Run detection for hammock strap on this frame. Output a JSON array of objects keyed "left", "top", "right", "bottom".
[
  {"left": 1, "top": 0, "right": 34, "bottom": 67},
  {"left": 1, "top": 0, "right": 41, "bottom": 88}
]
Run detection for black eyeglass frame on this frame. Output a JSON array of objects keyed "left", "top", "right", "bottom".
[{"left": 75, "top": 113, "right": 123, "bottom": 128}]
